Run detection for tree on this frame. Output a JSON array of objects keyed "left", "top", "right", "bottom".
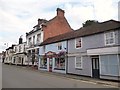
[{"left": 82, "top": 20, "right": 99, "bottom": 27}]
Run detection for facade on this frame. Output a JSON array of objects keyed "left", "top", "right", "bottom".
[
  {"left": 39, "top": 38, "right": 67, "bottom": 73},
  {"left": 1, "top": 51, "right": 6, "bottom": 63},
  {"left": 12, "top": 37, "right": 27, "bottom": 66},
  {"left": 67, "top": 20, "right": 120, "bottom": 81},
  {"left": 39, "top": 19, "right": 120, "bottom": 80},
  {"left": 26, "top": 19, "right": 47, "bottom": 66},
  {"left": 26, "top": 8, "right": 72, "bottom": 66},
  {"left": 4, "top": 45, "right": 15, "bottom": 64},
  {"left": 0, "top": 53, "right": 2, "bottom": 63}
]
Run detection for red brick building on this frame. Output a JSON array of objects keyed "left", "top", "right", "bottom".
[{"left": 42, "top": 8, "right": 72, "bottom": 41}]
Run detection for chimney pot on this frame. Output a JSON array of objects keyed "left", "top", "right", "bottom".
[{"left": 56, "top": 8, "right": 65, "bottom": 17}]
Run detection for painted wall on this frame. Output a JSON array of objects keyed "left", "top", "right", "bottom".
[
  {"left": 68, "top": 56, "right": 92, "bottom": 76},
  {"left": 68, "top": 29, "right": 120, "bottom": 54},
  {"left": 118, "top": 29, "right": 120, "bottom": 45},
  {"left": 67, "top": 29, "right": 120, "bottom": 78},
  {"left": 26, "top": 30, "right": 43, "bottom": 46},
  {"left": 14, "top": 43, "right": 26, "bottom": 53},
  {"left": 45, "top": 41, "right": 67, "bottom": 53}
]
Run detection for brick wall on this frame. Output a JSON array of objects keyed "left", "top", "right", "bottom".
[{"left": 43, "top": 8, "right": 72, "bottom": 41}]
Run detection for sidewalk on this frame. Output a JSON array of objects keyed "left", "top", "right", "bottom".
[{"left": 27, "top": 66, "right": 119, "bottom": 88}]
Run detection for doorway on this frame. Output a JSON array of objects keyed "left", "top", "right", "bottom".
[
  {"left": 21, "top": 58, "right": 24, "bottom": 65},
  {"left": 92, "top": 56, "right": 100, "bottom": 78},
  {"left": 49, "top": 58, "right": 52, "bottom": 72}
]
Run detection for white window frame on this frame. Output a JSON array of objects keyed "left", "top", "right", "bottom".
[
  {"left": 75, "top": 38, "right": 82, "bottom": 49},
  {"left": 75, "top": 57, "right": 83, "bottom": 69},
  {"left": 37, "top": 33, "right": 41, "bottom": 44},
  {"left": 104, "top": 31, "right": 115, "bottom": 46},
  {"left": 33, "top": 36, "right": 35, "bottom": 45}
]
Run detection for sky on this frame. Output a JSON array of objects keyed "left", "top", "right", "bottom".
[{"left": 0, "top": 0, "right": 119, "bottom": 53}]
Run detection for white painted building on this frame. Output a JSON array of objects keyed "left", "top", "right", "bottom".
[
  {"left": 12, "top": 41, "right": 27, "bottom": 66},
  {"left": 26, "top": 19, "right": 46, "bottom": 66},
  {"left": 4, "top": 45, "right": 15, "bottom": 64}
]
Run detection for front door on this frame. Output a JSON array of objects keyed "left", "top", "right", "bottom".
[
  {"left": 92, "top": 57, "right": 100, "bottom": 78},
  {"left": 21, "top": 58, "right": 24, "bottom": 65},
  {"left": 49, "top": 58, "right": 52, "bottom": 72}
]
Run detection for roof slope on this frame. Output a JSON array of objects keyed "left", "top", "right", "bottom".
[{"left": 40, "top": 20, "right": 120, "bottom": 46}]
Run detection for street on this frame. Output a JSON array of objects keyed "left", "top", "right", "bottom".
[{"left": 2, "top": 64, "right": 117, "bottom": 88}]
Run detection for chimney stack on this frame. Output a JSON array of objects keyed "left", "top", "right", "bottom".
[
  {"left": 38, "top": 18, "right": 42, "bottom": 25},
  {"left": 19, "top": 36, "right": 23, "bottom": 44},
  {"left": 56, "top": 8, "right": 65, "bottom": 17}
]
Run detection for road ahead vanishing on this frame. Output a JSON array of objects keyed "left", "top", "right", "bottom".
[{"left": 2, "top": 64, "right": 117, "bottom": 88}]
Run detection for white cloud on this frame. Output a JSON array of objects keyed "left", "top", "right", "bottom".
[{"left": 0, "top": 0, "right": 119, "bottom": 52}]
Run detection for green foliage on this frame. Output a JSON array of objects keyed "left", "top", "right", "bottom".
[{"left": 82, "top": 20, "right": 99, "bottom": 27}]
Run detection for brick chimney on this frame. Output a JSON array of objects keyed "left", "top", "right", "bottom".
[{"left": 56, "top": 8, "right": 65, "bottom": 17}]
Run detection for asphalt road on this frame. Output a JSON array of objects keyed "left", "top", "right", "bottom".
[{"left": 2, "top": 64, "right": 116, "bottom": 88}]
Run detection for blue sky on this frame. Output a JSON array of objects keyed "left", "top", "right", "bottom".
[{"left": 0, "top": 0, "right": 119, "bottom": 52}]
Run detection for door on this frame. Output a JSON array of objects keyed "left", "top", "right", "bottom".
[
  {"left": 21, "top": 58, "right": 24, "bottom": 65},
  {"left": 92, "top": 57, "right": 100, "bottom": 78},
  {"left": 49, "top": 58, "right": 52, "bottom": 72}
]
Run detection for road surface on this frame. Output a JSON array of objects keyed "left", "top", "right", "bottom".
[{"left": 2, "top": 64, "right": 117, "bottom": 88}]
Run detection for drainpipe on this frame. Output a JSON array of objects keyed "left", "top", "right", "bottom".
[{"left": 66, "top": 40, "right": 68, "bottom": 74}]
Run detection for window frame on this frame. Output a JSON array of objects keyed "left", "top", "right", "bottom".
[
  {"left": 75, "top": 38, "right": 82, "bottom": 49},
  {"left": 75, "top": 56, "right": 83, "bottom": 69},
  {"left": 57, "top": 42, "right": 62, "bottom": 50},
  {"left": 104, "top": 31, "right": 115, "bottom": 46},
  {"left": 37, "top": 33, "right": 41, "bottom": 44}
]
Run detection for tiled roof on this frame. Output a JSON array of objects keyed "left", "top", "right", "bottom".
[
  {"left": 6, "top": 45, "right": 16, "bottom": 50},
  {"left": 40, "top": 20, "right": 120, "bottom": 46},
  {"left": 26, "top": 19, "right": 48, "bottom": 36}
]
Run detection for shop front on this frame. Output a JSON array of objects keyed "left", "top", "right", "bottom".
[{"left": 39, "top": 51, "right": 66, "bottom": 73}]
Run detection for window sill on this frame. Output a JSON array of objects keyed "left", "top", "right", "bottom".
[
  {"left": 105, "top": 43, "right": 115, "bottom": 46},
  {"left": 54, "top": 68, "right": 65, "bottom": 71},
  {"left": 75, "top": 47, "right": 82, "bottom": 49},
  {"left": 40, "top": 67, "right": 47, "bottom": 69},
  {"left": 75, "top": 68, "right": 83, "bottom": 70}
]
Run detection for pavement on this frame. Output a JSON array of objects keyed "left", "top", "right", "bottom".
[{"left": 16, "top": 64, "right": 120, "bottom": 88}]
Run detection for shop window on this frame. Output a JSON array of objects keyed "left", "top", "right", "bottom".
[
  {"left": 54, "top": 57, "right": 65, "bottom": 70},
  {"left": 75, "top": 57, "right": 82, "bottom": 69},
  {"left": 40, "top": 57, "right": 47, "bottom": 69},
  {"left": 75, "top": 38, "right": 82, "bottom": 49},
  {"left": 100, "top": 55, "right": 118, "bottom": 76}
]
